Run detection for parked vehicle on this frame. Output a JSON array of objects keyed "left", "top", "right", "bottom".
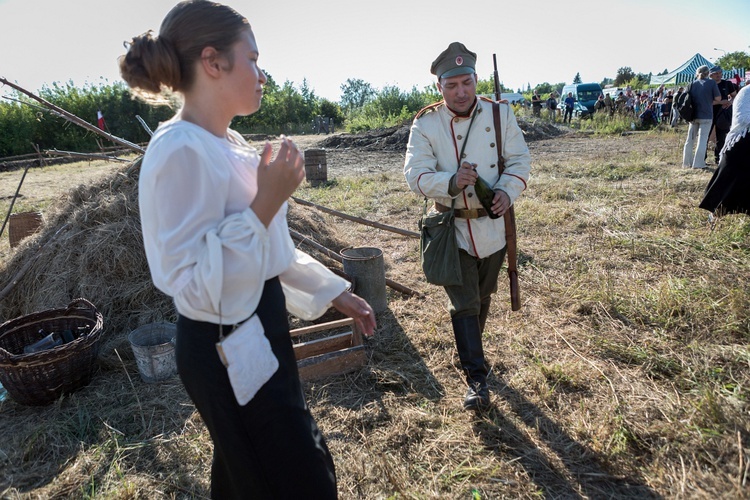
[
  {"left": 561, "top": 83, "right": 604, "bottom": 118},
  {"left": 500, "top": 92, "right": 526, "bottom": 105}
]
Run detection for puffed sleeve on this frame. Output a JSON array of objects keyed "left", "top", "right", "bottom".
[
  {"left": 279, "top": 248, "right": 349, "bottom": 320},
  {"left": 139, "top": 129, "right": 277, "bottom": 324}
]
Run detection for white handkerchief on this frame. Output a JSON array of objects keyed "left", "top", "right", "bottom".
[{"left": 215, "top": 314, "right": 279, "bottom": 406}]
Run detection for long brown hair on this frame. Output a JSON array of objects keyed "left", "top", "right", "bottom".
[{"left": 119, "top": 0, "right": 249, "bottom": 101}]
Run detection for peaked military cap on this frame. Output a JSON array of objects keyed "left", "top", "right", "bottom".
[{"left": 430, "top": 42, "right": 476, "bottom": 79}]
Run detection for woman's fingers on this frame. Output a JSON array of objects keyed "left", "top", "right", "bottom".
[{"left": 259, "top": 141, "right": 273, "bottom": 167}]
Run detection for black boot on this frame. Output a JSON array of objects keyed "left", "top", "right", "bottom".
[{"left": 452, "top": 315, "right": 490, "bottom": 411}]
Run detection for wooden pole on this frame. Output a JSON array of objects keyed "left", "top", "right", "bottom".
[
  {"left": 45, "top": 149, "right": 130, "bottom": 163},
  {"left": 289, "top": 229, "right": 422, "bottom": 298},
  {"left": 292, "top": 196, "right": 419, "bottom": 238},
  {"left": 0, "top": 78, "right": 145, "bottom": 154}
]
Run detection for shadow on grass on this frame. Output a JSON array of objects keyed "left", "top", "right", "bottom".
[
  {"left": 472, "top": 379, "right": 661, "bottom": 499},
  {"left": 0, "top": 353, "right": 209, "bottom": 498},
  {"left": 307, "top": 307, "right": 446, "bottom": 411}
]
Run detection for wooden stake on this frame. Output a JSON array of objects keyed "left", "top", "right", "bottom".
[{"left": 292, "top": 196, "right": 418, "bottom": 238}]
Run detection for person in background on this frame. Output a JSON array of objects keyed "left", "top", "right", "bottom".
[
  {"left": 594, "top": 93, "right": 606, "bottom": 115},
  {"left": 119, "top": 1, "right": 376, "bottom": 497},
  {"left": 604, "top": 92, "right": 615, "bottom": 116},
  {"left": 615, "top": 91, "right": 627, "bottom": 114},
  {"left": 531, "top": 89, "right": 542, "bottom": 117},
  {"left": 546, "top": 92, "right": 558, "bottom": 122},
  {"left": 661, "top": 90, "right": 673, "bottom": 123},
  {"left": 404, "top": 42, "right": 531, "bottom": 411},
  {"left": 563, "top": 91, "right": 575, "bottom": 124},
  {"left": 699, "top": 84, "right": 750, "bottom": 217},
  {"left": 708, "top": 65, "right": 738, "bottom": 164},
  {"left": 639, "top": 102, "right": 659, "bottom": 128},
  {"left": 671, "top": 86, "right": 685, "bottom": 127},
  {"left": 682, "top": 65, "right": 721, "bottom": 170}
]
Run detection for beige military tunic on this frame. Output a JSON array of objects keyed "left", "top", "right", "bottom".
[{"left": 404, "top": 98, "right": 531, "bottom": 259}]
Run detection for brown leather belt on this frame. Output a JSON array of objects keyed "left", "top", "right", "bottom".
[{"left": 434, "top": 202, "right": 488, "bottom": 219}]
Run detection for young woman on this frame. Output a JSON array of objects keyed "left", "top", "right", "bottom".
[
  {"left": 119, "top": 1, "right": 376, "bottom": 498},
  {"left": 700, "top": 84, "right": 750, "bottom": 216}
]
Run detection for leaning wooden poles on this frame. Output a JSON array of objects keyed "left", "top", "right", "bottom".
[
  {"left": 291, "top": 197, "right": 418, "bottom": 239},
  {"left": 289, "top": 229, "right": 422, "bottom": 298},
  {"left": 0, "top": 78, "right": 145, "bottom": 154}
]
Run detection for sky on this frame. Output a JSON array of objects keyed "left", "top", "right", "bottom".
[{"left": 1, "top": 0, "right": 749, "bottom": 103}]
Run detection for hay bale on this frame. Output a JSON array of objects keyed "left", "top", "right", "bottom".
[{"left": 0, "top": 158, "right": 346, "bottom": 341}]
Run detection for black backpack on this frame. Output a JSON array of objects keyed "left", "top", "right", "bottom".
[{"left": 675, "top": 83, "right": 695, "bottom": 122}]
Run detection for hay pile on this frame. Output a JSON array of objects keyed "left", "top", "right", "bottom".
[
  {"left": 317, "top": 118, "right": 565, "bottom": 153},
  {"left": 0, "top": 159, "right": 346, "bottom": 339}
]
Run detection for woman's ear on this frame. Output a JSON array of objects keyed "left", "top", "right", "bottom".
[{"left": 200, "top": 46, "right": 223, "bottom": 78}]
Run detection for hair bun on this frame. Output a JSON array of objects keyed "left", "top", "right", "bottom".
[{"left": 119, "top": 30, "right": 181, "bottom": 96}]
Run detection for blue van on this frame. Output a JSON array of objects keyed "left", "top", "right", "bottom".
[{"left": 561, "top": 83, "right": 603, "bottom": 118}]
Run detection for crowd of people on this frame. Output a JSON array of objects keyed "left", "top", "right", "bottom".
[{"left": 527, "top": 70, "right": 744, "bottom": 135}]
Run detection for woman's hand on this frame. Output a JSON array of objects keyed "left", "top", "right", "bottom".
[
  {"left": 331, "top": 291, "right": 376, "bottom": 338},
  {"left": 251, "top": 136, "right": 305, "bottom": 226}
]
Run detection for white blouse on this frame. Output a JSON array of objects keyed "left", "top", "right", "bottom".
[{"left": 138, "top": 119, "right": 348, "bottom": 324}]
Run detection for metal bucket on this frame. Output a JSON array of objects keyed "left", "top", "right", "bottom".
[
  {"left": 304, "top": 149, "right": 328, "bottom": 187},
  {"left": 128, "top": 323, "right": 177, "bottom": 383},
  {"left": 340, "top": 247, "right": 387, "bottom": 313}
]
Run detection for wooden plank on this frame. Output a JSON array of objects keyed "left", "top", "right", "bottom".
[
  {"left": 297, "top": 346, "right": 367, "bottom": 381},
  {"left": 293, "top": 331, "right": 353, "bottom": 360},
  {"left": 289, "top": 318, "right": 353, "bottom": 338}
]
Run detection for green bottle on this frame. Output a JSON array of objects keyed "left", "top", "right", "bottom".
[{"left": 473, "top": 174, "right": 500, "bottom": 219}]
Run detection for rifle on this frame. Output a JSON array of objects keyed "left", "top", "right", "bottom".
[{"left": 492, "top": 53, "right": 521, "bottom": 312}]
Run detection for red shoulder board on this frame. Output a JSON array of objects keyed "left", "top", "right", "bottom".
[{"left": 414, "top": 101, "right": 444, "bottom": 120}]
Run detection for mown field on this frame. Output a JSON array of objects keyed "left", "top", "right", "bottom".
[{"left": 0, "top": 124, "right": 748, "bottom": 499}]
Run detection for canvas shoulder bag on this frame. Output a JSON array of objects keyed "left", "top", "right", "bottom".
[
  {"left": 419, "top": 196, "right": 461, "bottom": 286},
  {"left": 418, "top": 106, "right": 479, "bottom": 287}
]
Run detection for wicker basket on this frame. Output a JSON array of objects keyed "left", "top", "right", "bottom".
[
  {"left": 0, "top": 298, "right": 104, "bottom": 406},
  {"left": 8, "top": 211, "right": 44, "bottom": 248}
]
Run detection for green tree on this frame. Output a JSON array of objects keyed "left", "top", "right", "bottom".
[
  {"left": 716, "top": 51, "right": 750, "bottom": 73},
  {"left": 317, "top": 99, "right": 344, "bottom": 127},
  {"left": 340, "top": 78, "right": 376, "bottom": 110},
  {"left": 614, "top": 67, "right": 636, "bottom": 86},
  {"left": 573, "top": 72, "right": 582, "bottom": 84}
]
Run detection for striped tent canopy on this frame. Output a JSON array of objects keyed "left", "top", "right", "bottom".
[{"left": 651, "top": 53, "right": 747, "bottom": 86}]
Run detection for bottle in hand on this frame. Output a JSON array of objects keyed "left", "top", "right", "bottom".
[{"left": 473, "top": 174, "right": 500, "bottom": 219}]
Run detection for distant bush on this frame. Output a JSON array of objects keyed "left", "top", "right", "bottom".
[
  {"left": 344, "top": 85, "right": 440, "bottom": 133},
  {"left": 0, "top": 81, "right": 172, "bottom": 156}
]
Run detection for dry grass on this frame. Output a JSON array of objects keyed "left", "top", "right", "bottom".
[{"left": 0, "top": 128, "right": 748, "bottom": 499}]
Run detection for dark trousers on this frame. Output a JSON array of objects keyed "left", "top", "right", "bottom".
[
  {"left": 444, "top": 247, "right": 506, "bottom": 318},
  {"left": 563, "top": 107, "right": 573, "bottom": 123},
  {"left": 714, "top": 127, "right": 729, "bottom": 161},
  {"left": 176, "top": 277, "right": 337, "bottom": 499}
]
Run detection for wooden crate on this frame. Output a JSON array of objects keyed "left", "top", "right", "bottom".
[{"left": 291, "top": 317, "right": 366, "bottom": 381}]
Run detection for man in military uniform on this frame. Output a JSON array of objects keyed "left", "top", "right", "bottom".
[{"left": 404, "top": 42, "right": 531, "bottom": 411}]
